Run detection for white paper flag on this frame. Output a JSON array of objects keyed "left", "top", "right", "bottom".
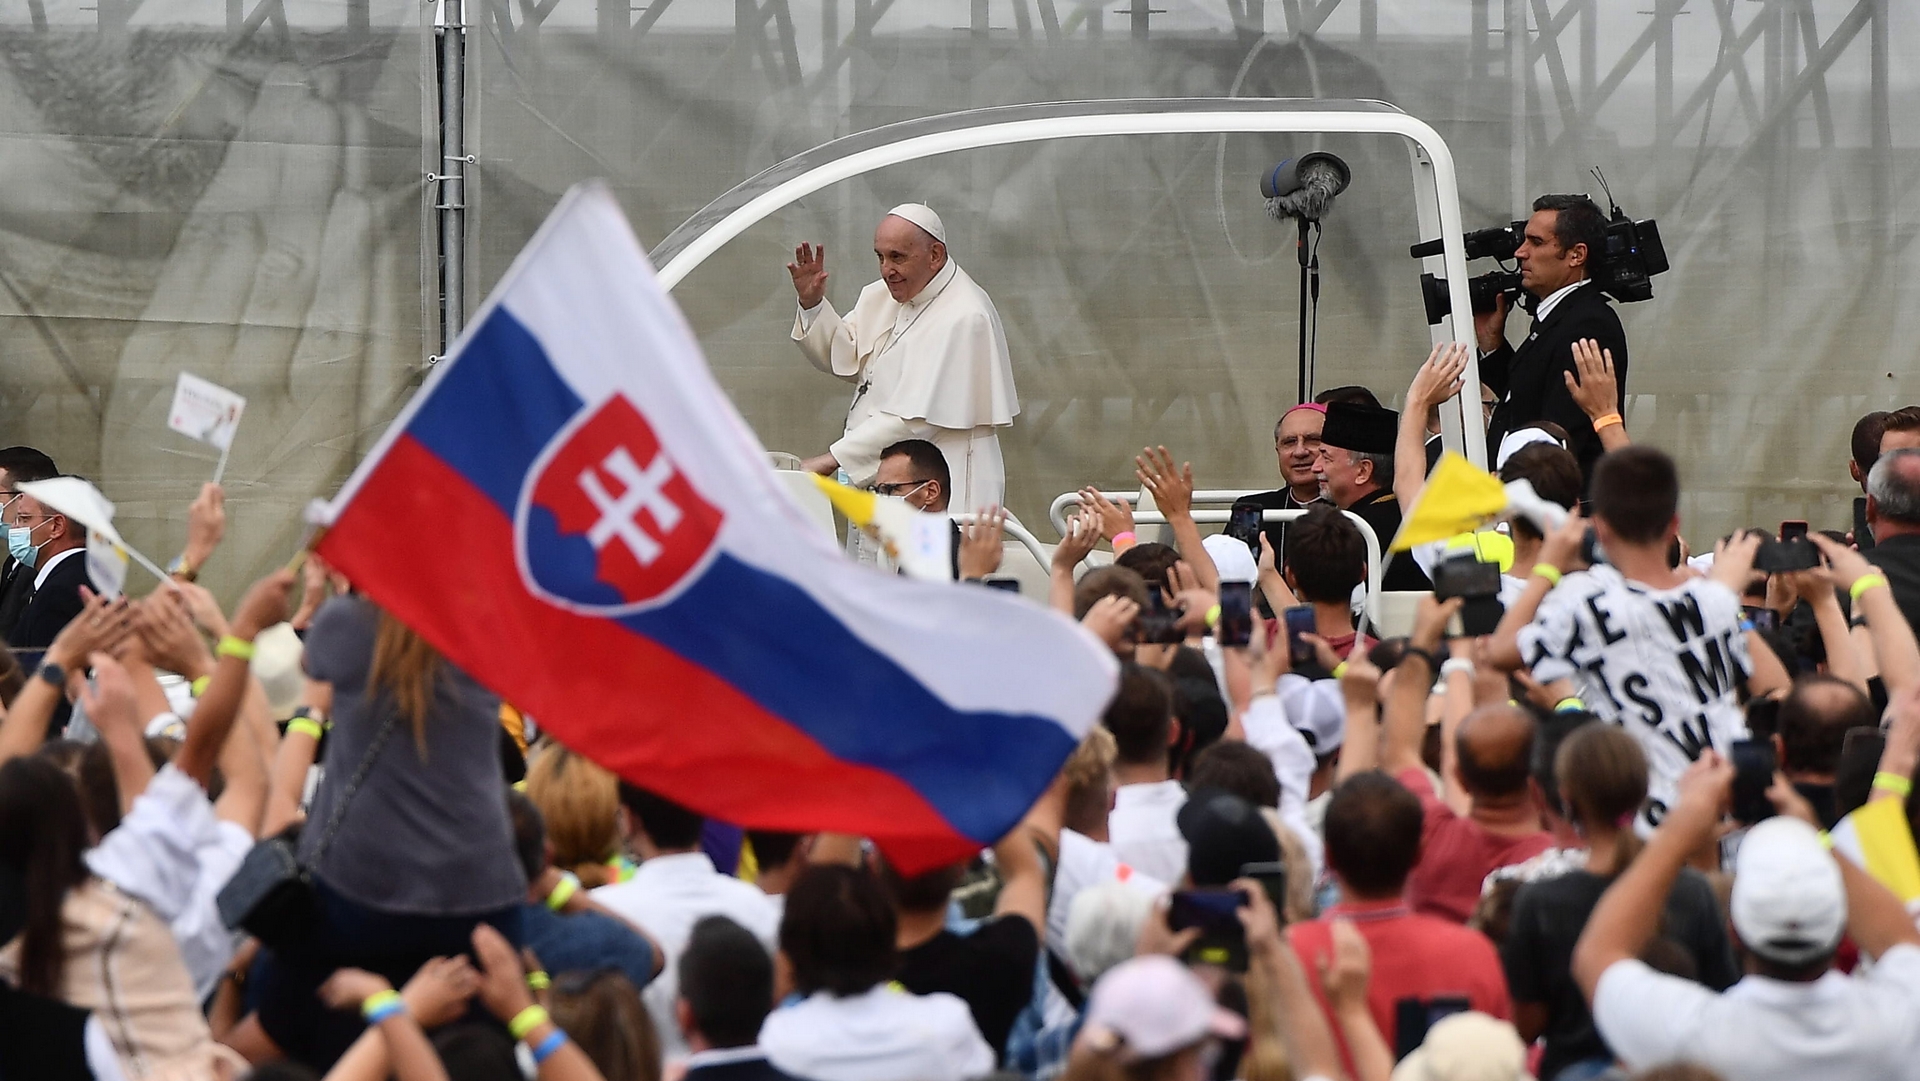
[
  {"left": 86, "top": 533, "right": 129, "bottom": 601},
  {"left": 168, "top": 372, "right": 246, "bottom": 452}
]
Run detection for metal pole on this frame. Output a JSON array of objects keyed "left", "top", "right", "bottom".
[{"left": 437, "top": 0, "right": 467, "bottom": 355}]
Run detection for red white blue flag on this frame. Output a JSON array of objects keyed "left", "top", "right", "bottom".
[{"left": 314, "top": 185, "right": 1117, "bottom": 872}]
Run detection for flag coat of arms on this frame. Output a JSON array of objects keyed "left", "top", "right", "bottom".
[{"left": 315, "top": 184, "right": 1117, "bottom": 872}]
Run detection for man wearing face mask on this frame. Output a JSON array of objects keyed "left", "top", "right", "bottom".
[
  {"left": 6, "top": 483, "right": 92, "bottom": 650},
  {"left": 0, "top": 447, "right": 59, "bottom": 641}
]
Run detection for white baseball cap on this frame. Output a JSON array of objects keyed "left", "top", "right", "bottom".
[
  {"left": 1078, "top": 955, "right": 1246, "bottom": 1059},
  {"left": 1279, "top": 672, "right": 1345, "bottom": 755},
  {"left": 1389, "top": 1012, "right": 1530, "bottom": 1081},
  {"left": 1731, "top": 816, "right": 1847, "bottom": 965},
  {"left": 1202, "top": 533, "right": 1260, "bottom": 586}
]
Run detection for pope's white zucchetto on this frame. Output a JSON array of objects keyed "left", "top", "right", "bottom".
[{"left": 886, "top": 203, "right": 946, "bottom": 245}]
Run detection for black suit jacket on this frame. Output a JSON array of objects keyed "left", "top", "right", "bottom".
[
  {"left": 1869, "top": 534, "right": 1920, "bottom": 642},
  {"left": 684, "top": 1054, "right": 801, "bottom": 1081},
  {"left": 1482, "top": 281, "right": 1629, "bottom": 479},
  {"left": 0, "top": 557, "right": 32, "bottom": 644},
  {"left": 7, "top": 550, "right": 91, "bottom": 650}
]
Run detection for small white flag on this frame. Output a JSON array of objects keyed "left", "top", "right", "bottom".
[{"left": 168, "top": 372, "right": 246, "bottom": 483}]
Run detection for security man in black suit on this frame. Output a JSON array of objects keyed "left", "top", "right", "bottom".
[
  {"left": 0, "top": 447, "right": 59, "bottom": 638},
  {"left": 6, "top": 488, "right": 91, "bottom": 650},
  {"left": 1476, "top": 194, "right": 1629, "bottom": 480}
]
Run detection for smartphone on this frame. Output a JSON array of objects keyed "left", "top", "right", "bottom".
[
  {"left": 1431, "top": 555, "right": 1502, "bottom": 601},
  {"left": 1741, "top": 604, "right": 1778, "bottom": 633},
  {"left": 1835, "top": 727, "right": 1888, "bottom": 822},
  {"left": 1226, "top": 501, "right": 1264, "bottom": 558},
  {"left": 1394, "top": 996, "right": 1471, "bottom": 1061},
  {"left": 982, "top": 577, "right": 1022, "bottom": 593},
  {"left": 1779, "top": 520, "right": 1809, "bottom": 544},
  {"left": 1239, "top": 861, "right": 1287, "bottom": 921},
  {"left": 1579, "top": 526, "right": 1607, "bottom": 567},
  {"left": 1216, "top": 581, "right": 1253, "bottom": 647},
  {"left": 1729, "top": 739, "right": 1778, "bottom": 825},
  {"left": 1755, "top": 535, "right": 1821, "bottom": 573},
  {"left": 1169, "top": 888, "right": 1250, "bottom": 972},
  {"left": 1284, "top": 605, "right": 1317, "bottom": 667},
  {"left": 1138, "top": 591, "right": 1185, "bottom": 645},
  {"left": 1856, "top": 497, "right": 1876, "bottom": 552}
]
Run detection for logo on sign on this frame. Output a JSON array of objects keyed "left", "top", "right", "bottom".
[{"left": 514, "top": 394, "right": 724, "bottom": 614}]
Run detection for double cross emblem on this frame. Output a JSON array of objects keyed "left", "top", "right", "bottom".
[{"left": 577, "top": 446, "right": 683, "bottom": 567}]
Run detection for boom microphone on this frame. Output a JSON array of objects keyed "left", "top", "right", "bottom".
[{"left": 1261, "top": 152, "right": 1351, "bottom": 223}]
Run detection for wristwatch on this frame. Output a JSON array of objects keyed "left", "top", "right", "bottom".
[
  {"left": 36, "top": 661, "right": 65, "bottom": 688},
  {"left": 167, "top": 553, "right": 199, "bottom": 583}
]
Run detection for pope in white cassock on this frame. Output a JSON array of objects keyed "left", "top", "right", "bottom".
[{"left": 788, "top": 203, "right": 1019, "bottom": 511}]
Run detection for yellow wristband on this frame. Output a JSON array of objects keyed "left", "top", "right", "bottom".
[
  {"left": 1874, "top": 771, "right": 1913, "bottom": 797},
  {"left": 287, "top": 717, "right": 324, "bottom": 741},
  {"left": 545, "top": 871, "right": 580, "bottom": 911},
  {"left": 1532, "top": 564, "right": 1563, "bottom": 586},
  {"left": 509, "top": 1004, "right": 550, "bottom": 1041},
  {"left": 526, "top": 970, "right": 552, "bottom": 992},
  {"left": 1332, "top": 661, "right": 1349, "bottom": 680},
  {"left": 215, "top": 635, "right": 256, "bottom": 662},
  {"left": 190, "top": 676, "right": 211, "bottom": 698},
  {"left": 1851, "top": 573, "right": 1890, "bottom": 604},
  {"left": 1554, "top": 697, "right": 1587, "bottom": 713},
  {"left": 1819, "top": 830, "right": 1835, "bottom": 850},
  {"left": 1204, "top": 604, "right": 1221, "bottom": 630},
  {"left": 1592, "top": 412, "right": 1624, "bottom": 431}
]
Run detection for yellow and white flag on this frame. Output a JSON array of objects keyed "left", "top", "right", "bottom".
[{"left": 812, "top": 475, "right": 954, "bottom": 581}]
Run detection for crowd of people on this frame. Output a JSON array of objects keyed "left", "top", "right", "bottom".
[{"left": 7, "top": 190, "right": 1920, "bottom": 1081}]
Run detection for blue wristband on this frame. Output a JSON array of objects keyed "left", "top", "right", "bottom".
[
  {"left": 531, "top": 1029, "right": 569, "bottom": 1065},
  {"left": 363, "top": 999, "right": 406, "bottom": 1026}
]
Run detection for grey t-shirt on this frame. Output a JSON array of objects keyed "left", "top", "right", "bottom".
[{"left": 299, "top": 595, "right": 525, "bottom": 915}]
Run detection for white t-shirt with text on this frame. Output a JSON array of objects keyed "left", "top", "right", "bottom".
[{"left": 1516, "top": 566, "right": 1751, "bottom": 828}]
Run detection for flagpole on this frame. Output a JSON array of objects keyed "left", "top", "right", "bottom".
[{"left": 212, "top": 443, "right": 231, "bottom": 486}]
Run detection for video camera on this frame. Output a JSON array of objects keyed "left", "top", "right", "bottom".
[{"left": 1410, "top": 174, "right": 1668, "bottom": 326}]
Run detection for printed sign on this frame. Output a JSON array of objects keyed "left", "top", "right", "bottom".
[{"left": 168, "top": 372, "right": 246, "bottom": 452}]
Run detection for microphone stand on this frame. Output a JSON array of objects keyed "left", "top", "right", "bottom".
[
  {"left": 1294, "top": 217, "right": 1323, "bottom": 403},
  {"left": 1296, "top": 217, "right": 1310, "bottom": 405}
]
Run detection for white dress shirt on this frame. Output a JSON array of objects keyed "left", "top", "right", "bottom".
[
  {"left": 1106, "top": 779, "right": 1189, "bottom": 885},
  {"left": 760, "top": 983, "right": 993, "bottom": 1081},
  {"left": 592, "top": 852, "right": 781, "bottom": 1063},
  {"left": 33, "top": 544, "right": 83, "bottom": 590},
  {"left": 1532, "top": 278, "right": 1588, "bottom": 323}
]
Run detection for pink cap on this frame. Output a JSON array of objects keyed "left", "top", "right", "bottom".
[{"left": 1077, "top": 955, "right": 1247, "bottom": 1059}]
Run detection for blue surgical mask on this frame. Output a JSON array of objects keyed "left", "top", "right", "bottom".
[{"left": 8, "top": 524, "right": 39, "bottom": 568}]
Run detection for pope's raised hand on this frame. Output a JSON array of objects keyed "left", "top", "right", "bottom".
[{"left": 788, "top": 242, "right": 829, "bottom": 309}]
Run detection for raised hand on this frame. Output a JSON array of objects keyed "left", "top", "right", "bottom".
[
  {"left": 1408, "top": 341, "right": 1471, "bottom": 411},
  {"left": 1078, "top": 487, "right": 1135, "bottom": 542},
  {"left": 1051, "top": 507, "right": 1102, "bottom": 573},
  {"left": 1319, "top": 918, "right": 1373, "bottom": 1012},
  {"left": 181, "top": 483, "right": 226, "bottom": 575},
  {"left": 401, "top": 956, "right": 481, "bottom": 1028},
  {"left": 1081, "top": 595, "right": 1140, "bottom": 650},
  {"left": 470, "top": 923, "right": 535, "bottom": 1023},
  {"left": 46, "top": 589, "right": 134, "bottom": 671},
  {"left": 134, "top": 594, "right": 215, "bottom": 680},
  {"left": 1564, "top": 339, "right": 1621, "bottom": 420},
  {"left": 958, "top": 506, "right": 1007, "bottom": 580},
  {"left": 787, "top": 242, "right": 829, "bottom": 309},
  {"left": 231, "top": 569, "right": 298, "bottom": 641},
  {"left": 1135, "top": 446, "right": 1196, "bottom": 521}
]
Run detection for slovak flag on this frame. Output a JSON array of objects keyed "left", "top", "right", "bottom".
[{"left": 313, "top": 184, "right": 1117, "bottom": 872}]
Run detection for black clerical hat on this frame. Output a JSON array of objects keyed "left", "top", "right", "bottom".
[{"left": 1321, "top": 401, "right": 1399, "bottom": 456}]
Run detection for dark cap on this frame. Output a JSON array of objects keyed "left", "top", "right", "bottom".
[
  {"left": 1177, "top": 788, "right": 1281, "bottom": 887},
  {"left": 1321, "top": 402, "right": 1399, "bottom": 456}
]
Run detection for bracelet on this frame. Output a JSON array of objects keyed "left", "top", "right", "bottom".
[
  {"left": 531, "top": 1030, "right": 569, "bottom": 1065},
  {"left": 1591, "top": 413, "right": 1624, "bottom": 432},
  {"left": 545, "top": 871, "right": 581, "bottom": 911},
  {"left": 361, "top": 989, "right": 404, "bottom": 1024},
  {"left": 1531, "top": 564, "right": 1563, "bottom": 587},
  {"left": 1874, "top": 771, "right": 1914, "bottom": 797},
  {"left": 509, "top": 1004, "right": 551, "bottom": 1041},
  {"left": 526, "top": 970, "right": 552, "bottom": 992},
  {"left": 1332, "top": 661, "right": 1349, "bottom": 680},
  {"left": 1402, "top": 646, "right": 1441, "bottom": 672},
  {"left": 1554, "top": 697, "right": 1588, "bottom": 713},
  {"left": 190, "top": 675, "right": 211, "bottom": 698},
  {"left": 1819, "top": 830, "right": 1835, "bottom": 850},
  {"left": 286, "top": 717, "right": 325, "bottom": 742},
  {"left": 1850, "top": 573, "right": 1890, "bottom": 604},
  {"left": 1440, "top": 658, "right": 1475, "bottom": 679},
  {"left": 1111, "top": 531, "right": 1135, "bottom": 546},
  {"left": 1204, "top": 604, "right": 1221, "bottom": 630},
  {"left": 215, "top": 635, "right": 256, "bottom": 662}
]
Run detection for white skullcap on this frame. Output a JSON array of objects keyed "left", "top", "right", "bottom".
[
  {"left": 886, "top": 203, "right": 946, "bottom": 245},
  {"left": 1495, "top": 426, "right": 1563, "bottom": 469}
]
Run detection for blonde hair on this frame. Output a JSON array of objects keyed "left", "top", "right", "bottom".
[
  {"left": 1062, "top": 728, "right": 1119, "bottom": 835},
  {"left": 526, "top": 743, "right": 623, "bottom": 888},
  {"left": 369, "top": 613, "right": 442, "bottom": 755}
]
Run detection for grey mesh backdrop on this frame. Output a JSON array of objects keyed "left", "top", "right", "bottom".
[{"left": 2, "top": 0, "right": 1915, "bottom": 597}]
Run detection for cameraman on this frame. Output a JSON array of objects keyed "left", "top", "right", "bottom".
[{"left": 1476, "top": 195, "right": 1629, "bottom": 480}]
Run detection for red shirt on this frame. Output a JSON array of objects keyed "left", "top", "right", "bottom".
[
  {"left": 1288, "top": 899, "right": 1512, "bottom": 1075},
  {"left": 1397, "top": 767, "right": 1554, "bottom": 923}
]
